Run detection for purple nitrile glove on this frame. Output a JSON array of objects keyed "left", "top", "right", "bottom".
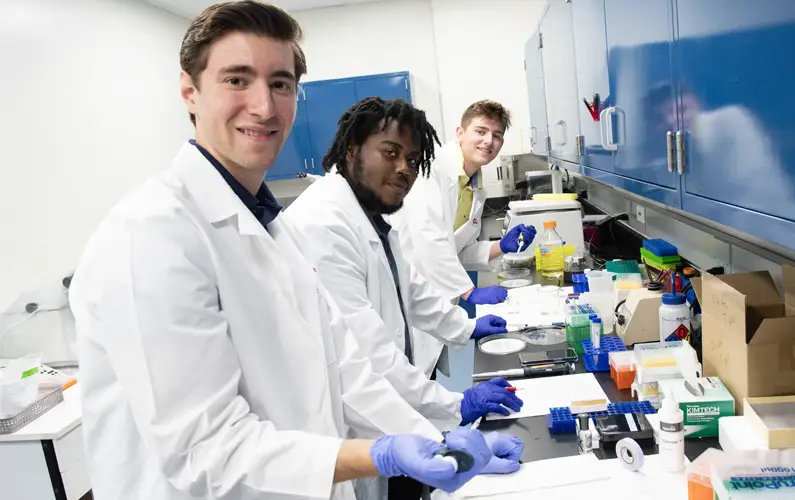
[
  {"left": 481, "top": 432, "right": 524, "bottom": 474},
  {"left": 471, "top": 314, "right": 508, "bottom": 339},
  {"left": 465, "top": 286, "right": 508, "bottom": 305},
  {"left": 460, "top": 377, "right": 523, "bottom": 424},
  {"left": 370, "top": 427, "right": 492, "bottom": 492},
  {"left": 500, "top": 224, "right": 537, "bottom": 254}
]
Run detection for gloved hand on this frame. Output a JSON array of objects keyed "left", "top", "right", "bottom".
[
  {"left": 465, "top": 286, "right": 508, "bottom": 305},
  {"left": 499, "top": 224, "right": 537, "bottom": 254},
  {"left": 481, "top": 432, "right": 524, "bottom": 474},
  {"left": 460, "top": 377, "right": 523, "bottom": 425},
  {"left": 370, "top": 427, "right": 492, "bottom": 492},
  {"left": 471, "top": 314, "right": 508, "bottom": 339}
]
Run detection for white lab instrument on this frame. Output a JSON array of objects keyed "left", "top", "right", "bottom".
[
  {"left": 616, "top": 287, "right": 665, "bottom": 346},
  {"left": 502, "top": 199, "right": 585, "bottom": 255},
  {"left": 0, "top": 275, "right": 78, "bottom": 369},
  {"left": 68, "top": 143, "right": 442, "bottom": 500},
  {"left": 284, "top": 172, "right": 470, "bottom": 430}
]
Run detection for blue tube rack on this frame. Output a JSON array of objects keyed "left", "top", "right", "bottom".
[
  {"left": 643, "top": 239, "right": 679, "bottom": 257},
  {"left": 580, "top": 337, "right": 627, "bottom": 372},
  {"left": 547, "top": 401, "right": 656, "bottom": 434}
]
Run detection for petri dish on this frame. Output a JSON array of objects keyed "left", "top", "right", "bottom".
[
  {"left": 500, "top": 278, "right": 533, "bottom": 289},
  {"left": 522, "top": 325, "right": 566, "bottom": 345},
  {"left": 477, "top": 333, "right": 527, "bottom": 355},
  {"left": 497, "top": 268, "right": 531, "bottom": 280}
]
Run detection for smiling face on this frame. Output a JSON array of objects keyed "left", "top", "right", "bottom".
[
  {"left": 345, "top": 120, "right": 421, "bottom": 215},
  {"left": 456, "top": 115, "right": 505, "bottom": 174},
  {"left": 180, "top": 31, "right": 298, "bottom": 182}
]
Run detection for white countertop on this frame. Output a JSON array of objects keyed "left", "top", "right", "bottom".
[{"left": 0, "top": 384, "right": 81, "bottom": 442}]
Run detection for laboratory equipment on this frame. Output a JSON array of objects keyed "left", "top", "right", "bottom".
[
  {"left": 578, "top": 414, "right": 593, "bottom": 455},
  {"left": 581, "top": 336, "right": 627, "bottom": 372},
  {"left": 476, "top": 333, "right": 527, "bottom": 355},
  {"left": 743, "top": 396, "right": 795, "bottom": 450},
  {"left": 472, "top": 362, "right": 575, "bottom": 381},
  {"left": 517, "top": 347, "right": 578, "bottom": 367},
  {"left": 565, "top": 302, "right": 600, "bottom": 354},
  {"left": 659, "top": 293, "right": 690, "bottom": 342},
  {"left": 616, "top": 438, "right": 645, "bottom": 472},
  {"left": 616, "top": 286, "right": 664, "bottom": 346},
  {"left": 595, "top": 413, "right": 655, "bottom": 459},
  {"left": 521, "top": 324, "right": 566, "bottom": 345},
  {"left": 585, "top": 270, "right": 616, "bottom": 294},
  {"left": 0, "top": 273, "right": 78, "bottom": 369},
  {"left": 436, "top": 447, "right": 474, "bottom": 473},
  {"left": 503, "top": 199, "right": 585, "bottom": 255},
  {"left": 498, "top": 253, "right": 533, "bottom": 280},
  {"left": 658, "top": 377, "right": 735, "bottom": 438},
  {"left": 687, "top": 448, "right": 725, "bottom": 500},
  {"left": 609, "top": 351, "right": 636, "bottom": 390},
  {"left": 563, "top": 254, "right": 588, "bottom": 283},
  {"left": 710, "top": 451, "right": 795, "bottom": 499},
  {"left": 590, "top": 317, "right": 601, "bottom": 365},
  {"left": 537, "top": 221, "right": 565, "bottom": 279},
  {"left": 498, "top": 278, "right": 532, "bottom": 289},
  {"left": 658, "top": 394, "right": 685, "bottom": 472}
]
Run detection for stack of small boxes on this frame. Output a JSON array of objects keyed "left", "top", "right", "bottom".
[
  {"left": 640, "top": 239, "right": 681, "bottom": 272},
  {"left": 631, "top": 341, "right": 701, "bottom": 408}
]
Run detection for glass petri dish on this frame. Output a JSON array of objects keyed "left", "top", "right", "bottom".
[
  {"left": 522, "top": 325, "right": 567, "bottom": 345},
  {"left": 477, "top": 333, "right": 528, "bottom": 355},
  {"left": 500, "top": 278, "right": 533, "bottom": 289}
]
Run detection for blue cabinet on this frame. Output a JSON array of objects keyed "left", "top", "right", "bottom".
[
  {"left": 524, "top": 32, "right": 549, "bottom": 155},
  {"left": 267, "top": 92, "right": 311, "bottom": 181},
  {"left": 675, "top": 0, "right": 795, "bottom": 250},
  {"left": 597, "top": 0, "right": 681, "bottom": 206},
  {"left": 268, "top": 71, "right": 412, "bottom": 180},
  {"left": 571, "top": 0, "right": 613, "bottom": 173},
  {"left": 540, "top": 0, "right": 582, "bottom": 166}
]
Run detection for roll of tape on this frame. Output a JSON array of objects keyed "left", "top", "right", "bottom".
[{"left": 616, "top": 437, "right": 644, "bottom": 472}]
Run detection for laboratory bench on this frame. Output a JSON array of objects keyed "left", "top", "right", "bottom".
[{"left": 471, "top": 206, "right": 719, "bottom": 465}]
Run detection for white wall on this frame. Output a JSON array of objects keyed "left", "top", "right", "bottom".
[
  {"left": 271, "top": 0, "right": 547, "bottom": 198},
  {"left": 0, "top": 0, "right": 192, "bottom": 309}
]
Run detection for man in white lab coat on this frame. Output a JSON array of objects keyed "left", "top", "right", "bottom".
[
  {"left": 67, "top": 2, "right": 498, "bottom": 499},
  {"left": 285, "top": 97, "right": 526, "bottom": 498},
  {"left": 391, "top": 100, "right": 537, "bottom": 377}
]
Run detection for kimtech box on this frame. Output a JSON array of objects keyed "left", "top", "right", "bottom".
[{"left": 658, "top": 376, "right": 735, "bottom": 438}]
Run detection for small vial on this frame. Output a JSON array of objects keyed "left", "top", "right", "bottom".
[{"left": 578, "top": 414, "right": 593, "bottom": 455}]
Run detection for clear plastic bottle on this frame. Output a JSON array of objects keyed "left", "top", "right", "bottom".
[{"left": 538, "top": 220, "right": 564, "bottom": 278}]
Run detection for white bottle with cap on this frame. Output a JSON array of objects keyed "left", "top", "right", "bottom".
[
  {"left": 658, "top": 394, "right": 685, "bottom": 472},
  {"left": 659, "top": 292, "right": 690, "bottom": 343}
]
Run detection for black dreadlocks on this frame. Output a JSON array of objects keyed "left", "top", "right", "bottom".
[{"left": 321, "top": 97, "right": 441, "bottom": 178}]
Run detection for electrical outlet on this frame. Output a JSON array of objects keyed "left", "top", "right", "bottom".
[{"left": 635, "top": 205, "right": 646, "bottom": 224}]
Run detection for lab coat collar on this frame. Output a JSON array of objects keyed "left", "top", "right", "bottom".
[
  {"left": 170, "top": 142, "right": 269, "bottom": 236},
  {"left": 324, "top": 168, "right": 392, "bottom": 246}
]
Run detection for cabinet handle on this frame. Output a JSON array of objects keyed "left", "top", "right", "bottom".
[
  {"left": 555, "top": 120, "right": 567, "bottom": 146},
  {"left": 676, "top": 130, "right": 686, "bottom": 175},
  {"left": 304, "top": 159, "right": 309, "bottom": 172},
  {"left": 530, "top": 126, "right": 537, "bottom": 146},
  {"left": 599, "top": 107, "right": 618, "bottom": 151},
  {"left": 666, "top": 131, "right": 674, "bottom": 173},
  {"left": 497, "top": 166, "right": 502, "bottom": 181},
  {"left": 614, "top": 107, "right": 626, "bottom": 147},
  {"left": 311, "top": 158, "right": 316, "bottom": 172}
]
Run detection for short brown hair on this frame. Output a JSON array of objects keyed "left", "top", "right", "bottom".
[
  {"left": 180, "top": 1, "right": 307, "bottom": 124},
  {"left": 460, "top": 100, "right": 512, "bottom": 132}
]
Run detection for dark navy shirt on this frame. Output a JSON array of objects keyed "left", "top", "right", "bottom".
[
  {"left": 190, "top": 140, "right": 282, "bottom": 229},
  {"left": 369, "top": 213, "right": 414, "bottom": 365}
]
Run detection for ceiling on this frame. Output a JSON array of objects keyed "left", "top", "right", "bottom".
[{"left": 146, "top": 0, "right": 390, "bottom": 18}]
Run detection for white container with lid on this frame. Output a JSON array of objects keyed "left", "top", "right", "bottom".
[{"left": 659, "top": 293, "right": 690, "bottom": 343}]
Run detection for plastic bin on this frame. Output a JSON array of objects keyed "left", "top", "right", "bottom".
[
  {"left": 585, "top": 270, "right": 616, "bottom": 294},
  {"left": 609, "top": 351, "right": 636, "bottom": 390}
]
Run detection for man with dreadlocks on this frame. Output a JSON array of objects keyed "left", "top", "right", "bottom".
[{"left": 285, "top": 97, "right": 525, "bottom": 500}]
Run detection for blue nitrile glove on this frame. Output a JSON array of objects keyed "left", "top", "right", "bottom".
[
  {"left": 481, "top": 432, "right": 524, "bottom": 474},
  {"left": 465, "top": 286, "right": 508, "bottom": 305},
  {"left": 471, "top": 314, "right": 508, "bottom": 339},
  {"left": 499, "top": 224, "right": 537, "bottom": 254},
  {"left": 460, "top": 377, "right": 524, "bottom": 425},
  {"left": 370, "top": 427, "right": 492, "bottom": 492}
]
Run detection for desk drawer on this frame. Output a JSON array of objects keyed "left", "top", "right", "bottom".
[{"left": 54, "top": 426, "right": 84, "bottom": 473}]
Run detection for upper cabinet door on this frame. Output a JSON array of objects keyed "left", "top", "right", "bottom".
[
  {"left": 354, "top": 72, "right": 411, "bottom": 102},
  {"left": 303, "top": 79, "right": 358, "bottom": 174},
  {"left": 541, "top": 0, "right": 582, "bottom": 166},
  {"left": 571, "top": 0, "right": 613, "bottom": 173},
  {"left": 602, "top": 0, "right": 681, "bottom": 205},
  {"left": 676, "top": 0, "right": 795, "bottom": 250},
  {"left": 267, "top": 87, "right": 311, "bottom": 181},
  {"left": 525, "top": 32, "right": 548, "bottom": 155}
]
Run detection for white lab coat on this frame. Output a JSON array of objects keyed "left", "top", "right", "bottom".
[
  {"left": 390, "top": 142, "right": 494, "bottom": 376},
  {"left": 284, "top": 172, "right": 474, "bottom": 431},
  {"left": 69, "top": 143, "right": 442, "bottom": 500}
]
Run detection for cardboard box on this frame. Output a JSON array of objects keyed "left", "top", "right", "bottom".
[
  {"left": 700, "top": 268, "right": 795, "bottom": 414},
  {"left": 744, "top": 396, "right": 795, "bottom": 450}
]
